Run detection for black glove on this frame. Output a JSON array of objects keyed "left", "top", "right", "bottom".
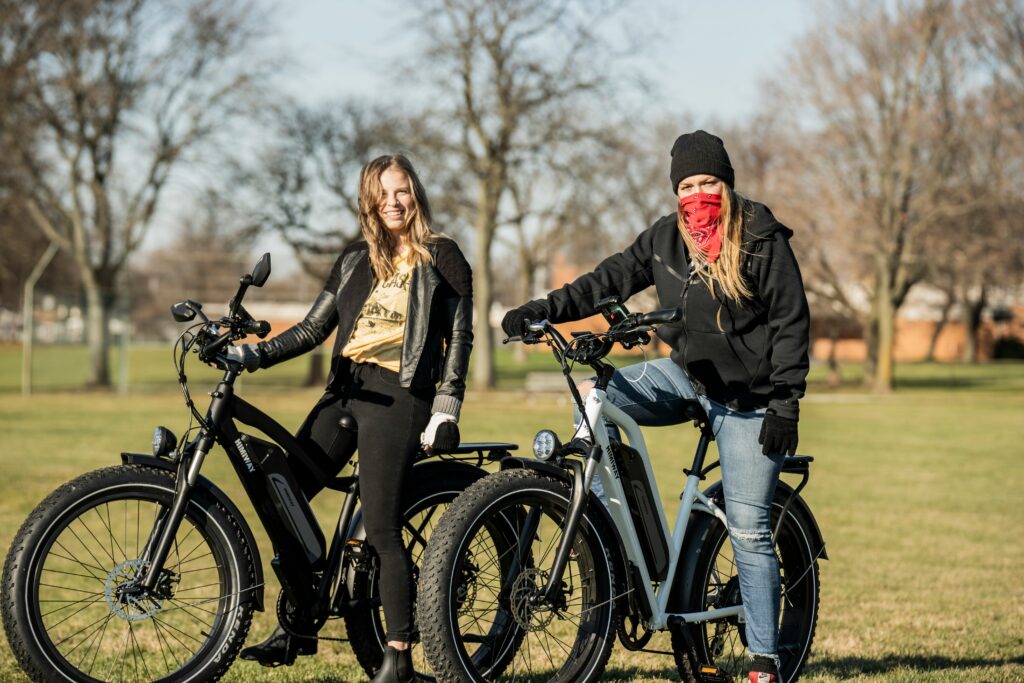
[
  {"left": 758, "top": 412, "right": 799, "bottom": 455},
  {"left": 501, "top": 307, "right": 537, "bottom": 338},
  {"left": 431, "top": 421, "right": 461, "bottom": 452},
  {"left": 223, "top": 343, "right": 263, "bottom": 372}
]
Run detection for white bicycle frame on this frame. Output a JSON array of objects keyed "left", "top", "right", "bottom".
[{"left": 579, "top": 386, "right": 743, "bottom": 631}]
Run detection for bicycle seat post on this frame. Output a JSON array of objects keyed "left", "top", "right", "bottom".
[{"left": 685, "top": 418, "right": 715, "bottom": 479}]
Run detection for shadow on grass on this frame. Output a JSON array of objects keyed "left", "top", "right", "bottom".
[
  {"left": 892, "top": 376, "right": 1020, "bottom": 391},
  {"left": 601, "top": 665, "right": 682, "bottom": 681},
  {"left": 806, "top": 653, "right": 1024, "bottom": 677}
]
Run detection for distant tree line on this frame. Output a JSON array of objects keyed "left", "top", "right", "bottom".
[{"left": 1, "top": 0, "right": 1021, "bottom": 391}]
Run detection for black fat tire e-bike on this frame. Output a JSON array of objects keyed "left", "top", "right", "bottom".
[
  {"left": 1, "top": 254, "right": 517, "bottom": 682},
  {"left": 418, "top": 301, "right": 826, "bottom": 683}
]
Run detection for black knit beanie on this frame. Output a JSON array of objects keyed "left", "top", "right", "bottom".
[{"left": 669, "top": 130, "right": 735, "bottom": 190}]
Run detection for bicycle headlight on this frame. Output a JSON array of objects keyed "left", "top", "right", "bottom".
[
  {"left": 532, "top": 429, "right": 561, "bottom": 462},
  {"left": 152, "top": 426, "right": 178, "bottom": 459}
]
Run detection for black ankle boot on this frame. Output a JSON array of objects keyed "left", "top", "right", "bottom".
[
  {"left": 238, "top": 624, "right": 317, "bottom": 667},
  {"left": 371, "top": 646, "right": 414, "bottom": 682}
]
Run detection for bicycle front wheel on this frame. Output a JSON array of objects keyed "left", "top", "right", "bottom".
[
  {"left": 2, "top": 465, "right": 256, "bottom": 682},
  {"left": 418, "top": 468, "right": 617, "bottom": 683}
]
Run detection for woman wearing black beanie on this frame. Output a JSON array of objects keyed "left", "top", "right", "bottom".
[{"left": 502, "top": 130, "right": 810, "bottom": 683}]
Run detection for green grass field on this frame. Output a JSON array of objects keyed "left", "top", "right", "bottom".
[{"left": 1, "top": 347, "right": 1022, "bottom": 681}]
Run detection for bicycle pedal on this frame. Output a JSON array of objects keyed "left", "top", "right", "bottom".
[{"left": 698, "top": 665, "right": 731, "bottom": 683}]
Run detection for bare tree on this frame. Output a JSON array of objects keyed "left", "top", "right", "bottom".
[
  {"left": 772, "top": 0, "right": 955, "bottom": 391},
  {"left": 409, "top": 0, "right": 637, "bottom": 389},
  {"left": 2, "top": 0, "right": 270, "bottom": 386},
  {"left": 130, "top": 191, "right": 252, "bottom": 340},
  {"left": 234, "top": 101, "right": 457, "bottom": 384}
]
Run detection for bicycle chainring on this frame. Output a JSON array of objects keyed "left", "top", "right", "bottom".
[
  {"left": 616, "top": 612, "right": 654, "bottom": 651},
  {"left": 276, "top": 591, "right": 330, "bottom": 641}
]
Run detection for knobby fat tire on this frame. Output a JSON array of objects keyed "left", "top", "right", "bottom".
[
  {"left": 670, "top": 489, "right": 821, "bottom": 683},
  {"left": 417, "top": 468, "right": 616, "bottom": 683},
  {"left": 2, "top": 465, "right": 257, "bottom": 683},
  {"left": 344, "top": 467, "right": 488, "bottom": 680}
]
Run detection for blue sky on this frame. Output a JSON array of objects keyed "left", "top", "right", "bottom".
[{"left": 273, "top": 0, "right": 813, "bottom": 125}]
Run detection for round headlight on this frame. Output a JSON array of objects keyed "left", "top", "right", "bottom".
[
  {"left": 153, "top": 426, "right": 178, "bottom": 458},
  {"left": 532, "top": 429, "right": 561, "bottom": 461}
]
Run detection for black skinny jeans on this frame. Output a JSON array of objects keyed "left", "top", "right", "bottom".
[{"left": 295, "top": 362, "right": 433, "bottom": 642}]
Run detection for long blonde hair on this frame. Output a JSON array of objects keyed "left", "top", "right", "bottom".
[
  {"left": 358, "top": 154, "right": 435, "bottom": 281},
  {"left": 677, "top": 184, "right": 754, "bottom": 304}
]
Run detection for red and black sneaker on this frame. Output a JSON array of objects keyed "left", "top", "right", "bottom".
[{"left": 748, "top": 654, "right": 779, "bottom": 682}]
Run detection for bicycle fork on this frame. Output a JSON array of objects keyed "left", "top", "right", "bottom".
[
  {"left": 537, "top": 450, "right": 601, "bottom": 603},
  {"left": 136, "top": 432, "right": 215, "bottom": 591},
  {"left": 495, "top": 455, "right": 595, "bottom": 609}
]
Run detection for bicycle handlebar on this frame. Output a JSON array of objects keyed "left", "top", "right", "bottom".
[
  {"left": 500, "top": 307, "right": 683, "bottom": 362},
  {"left": 637, "top": 307, "right": 682, "bottom": 326}
]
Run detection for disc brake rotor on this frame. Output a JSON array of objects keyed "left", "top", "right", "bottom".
[
  {"left": 509, "top": 568, "right": 556, "bottom": 632},
  {"left": 104, "top": 559, "right": 177, "bottom": 622}
]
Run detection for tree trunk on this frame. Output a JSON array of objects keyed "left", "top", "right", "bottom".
[
  {"left": 872, "top": 274, "right": 896, "bottom": 393},
  {"left": 827, "top": 327, "right": 842, "bottom": 388},
  {"left": 514, "top": 260, "right": 534, "bottom": 364},
  {"left": 472, "top": 181, "right": 499, "bottom": 390},
  {"left": 960, "top": 284, "right": 986, "bottom": 364},
  {"left": 862, "top": 312, "right": 878, "bottom": 388},
  {"left": 473, "top": 242, "right": 494, "bottom": 389},
  {"left": 925, "top": 290, "right": 955, "bottom": 361},
  {"left": 83, "top": 279, "right": 112, "bottom": 387}
]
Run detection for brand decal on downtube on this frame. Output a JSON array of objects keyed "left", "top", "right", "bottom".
[{"left": 234, "top": 438, "right": 256, "bottom": 473}]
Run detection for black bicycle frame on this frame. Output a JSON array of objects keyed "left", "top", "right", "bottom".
[{"left": 137, "top": 364, "right": 333, "bottom": 611}]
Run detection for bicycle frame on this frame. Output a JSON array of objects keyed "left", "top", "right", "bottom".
[
  {"left": 135, "top": 364, "right": 338, "bottom": 613},
  {"left": 130, "top": 361, "right": 518, "bottom": 628},
  {"left": 577, "top": 386, "right": 740, "bottom": 630},
  {"left": 513, "top": 317, "right": 752, "bottom": 632}
]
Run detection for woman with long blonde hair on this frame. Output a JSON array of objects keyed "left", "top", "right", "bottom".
[
  {"left": 502, "top": 131, "right": 810, "bottom": 683},
  {"left": 230, "top": 154, "right": 473, "bottom": 683}
]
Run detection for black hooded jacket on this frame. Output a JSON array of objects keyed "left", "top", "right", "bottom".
[{"left": 523, "top": 202, "right": 809, "bottom": 420}]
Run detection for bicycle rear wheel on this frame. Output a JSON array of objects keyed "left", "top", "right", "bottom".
[
  {"left": 2, "top": 465, "right": 256, "bottom": 682},
  {"left": 672, "top": 488, "right": 821, "bottom": 682},
  {"left": 345, "top": 465, "right": 491, "bottom": 680},
  {"left": 418, "top": 468, "right": 616, "bottom": 683}
]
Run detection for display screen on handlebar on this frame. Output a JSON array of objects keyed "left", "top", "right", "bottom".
[{"left": 597, "top": 296, "right": 631, "bottom": 327}]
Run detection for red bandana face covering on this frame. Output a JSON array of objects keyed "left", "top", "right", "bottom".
[{"left": 678, "top": 192, "right": 723, "bottom": 263}]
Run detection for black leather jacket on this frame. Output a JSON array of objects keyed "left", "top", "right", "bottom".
[{"left": 255, "top": 237, "right": 473, "bottom": 418}]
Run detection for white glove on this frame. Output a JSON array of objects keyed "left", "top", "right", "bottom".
[{"left": 421, "top": 412, "right": 458, "bottom": 451}]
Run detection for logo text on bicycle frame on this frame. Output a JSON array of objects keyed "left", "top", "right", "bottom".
[{"left": 235, "top": 438, "right": 256, "bottom": 473}]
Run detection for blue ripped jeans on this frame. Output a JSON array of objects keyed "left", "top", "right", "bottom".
[{"left": 574, "top": 358, "right": 783, "bottom": 661}]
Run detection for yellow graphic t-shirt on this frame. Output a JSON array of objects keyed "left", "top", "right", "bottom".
[{"left": 341, "top": 257, "right": 414, "bottom": 372}]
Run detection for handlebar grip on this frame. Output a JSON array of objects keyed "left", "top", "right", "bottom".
[
  {"left": 248, "top": 320, "right": 271, "bottom": 338},
  {"left": 638, "top": 307, "right": 682, "bottom": 326}
]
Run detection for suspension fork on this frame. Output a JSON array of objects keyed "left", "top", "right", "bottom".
[
  {"left": 538, "top": 449, "right": 600, "bottom": 603},
  {"left": 137, "top": 433, "right": 214, "bottom": 590},
  {"left": 498, "top": 502, "right": 542, "bottom": 601},
  {"left": 534, "top": 365, "right": 612, "bottom": 603},
  {"left": 138, "top": 375, "right": 233, "bottom": 590}
]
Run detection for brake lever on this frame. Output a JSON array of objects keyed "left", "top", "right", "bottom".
[{"left": 503, "top": 331, "right": 545, "bottom": 345}]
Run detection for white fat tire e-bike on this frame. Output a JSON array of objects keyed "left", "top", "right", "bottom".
[{"left": 418, "top": 303, "right": 825, "bottom": 683}]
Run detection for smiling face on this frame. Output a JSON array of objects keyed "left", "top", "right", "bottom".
[
  {"left": 377, "top": 166, "right": 414, "bottom": 235},
  {"left": 676, "top": 173, "right": 724, "bottom": 200}
]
